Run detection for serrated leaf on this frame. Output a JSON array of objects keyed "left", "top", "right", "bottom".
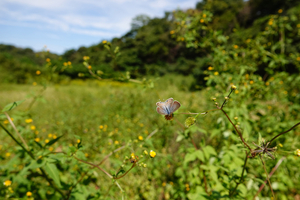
[
  {"left": 2, "top": 100, "right": 25, "bottom": 112},
  {"left": 44, "top": 162, "right": 62, "bottom": 188},
  {"left": 45, "top": 135, "right": 63, "bottom": 146}
]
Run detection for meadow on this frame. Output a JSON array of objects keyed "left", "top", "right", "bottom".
[{"left": 0, "top": 73, "right": 299, "bottom": 199}]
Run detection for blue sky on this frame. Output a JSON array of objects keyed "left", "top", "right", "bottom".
[{"left": 0, "top": 0, "right": 199, "bottom": 54}]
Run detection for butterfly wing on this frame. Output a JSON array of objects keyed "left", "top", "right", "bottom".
[
  {"left": 169, "top": 100, "right": 181, "bottom": 114},
  {"left": 156, "top": 102, "right": 169, "bottom": 115}
]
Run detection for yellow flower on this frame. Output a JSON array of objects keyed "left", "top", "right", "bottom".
[
  {"left": 139, "top": 123, "right": 144, "bottom": 127},
  {"left": 63, "top": 62, "right": 68, "bottom": 66},
  {"left": 297, "top": 57, "right": 300, "bottom": 61},
  {"left": 268, "top": 20, "right": 273, "bottom": 26},
  {"left": 53, "top": 134, "right": 57, "bottom": 139},
  {"left": 250, "top": 80, "right": 254, "bottom": 84},
  {"left": 208, "top": 66, "right": 213, "bottom": 71},
  {"left": 214, "top": 71, "right": 219, "bottom": 76},
  {"left": 25, "top": 119, "right": 33, "bottom": 123},
  {"left": 30, "top": 125, "right": 36, "bottom": 130},
  {"left": 231, "top": 85, "right": 237, "bottom": 90},
  {"left": 131, "top": 152, "right": 135, "bottom": 158},
  {"left": 35, "top": 138, "right": 40, "bottom": 142},
  {"left": 234, "top": 117, "right": 238, "bottom": 120},
  {"left": 234, "top": 45, "right": 238, "bottom": 49},
  {"left": 48, "top": 133, "right": 53, "bottom": 138},
  {"left": 279, "top": 81, "right": 283, "bottom": 84},
  {"left": 144, "top": 150, "right": 148, "bottom": 155},
  {"left": 181, "top": 37, "right": 185, "bottom": 41},
  {"left": 234, "top": 90, "right": 239, "bottom": 94},
  {"left": 246, "top": 39, "right": 251, "bottom": 43},
  {"left": 3, "top": 180, "right": 12, "bottom": 186},
  {"left": 138, "top": 136, "right": 143, "bottom": 140},
  {"left": 77, "top": 139, "right": 81, "bottom": 143},
  {"left": 33, "top": 82, "right": 37, "bottom": 86},
  {"left": 265, "top": 82, "right": 270, "bottom": 86},
  {"left": 88, "top": 65, "right": 92, "bottom": 70},
  {"left": 296, "top": 149, "right": 300, "bottom": 156},
  {"left": 36, "top": 70, "right": 41, "bottom": 75},
  {"left": 114, "top": 140, "right": 119, "bottom": 145},
  {"left": 45, "top": 139, "right": 49, "bottom": 144},
  {"left": 169, "top": 181, "right": 173, "bottom": 185},
  {"left": 170, "top": 30, "right": 175, "bottom": 34},
  {"left": 150, "top": 150, "right": 156, "bottom": 158},
  {"left": 279, "top": 143, "right": 283, "bottom": 147},
  {"left": 278, "top": 9, "right": 283, "bottom": 13},
  {"left": 26, "top": 191, "right": 32, "bottom": 197},
  {"left": 6, "top": 152, "right": 11, "bottom": 157},
  {"left": 46, "top": 58, "right": 50, "bottom": 62},
  {"left": 203, "top": 13, "right": 206, "bottom": 18},
  {"left": 102, "top": 40, "right": 107, "bottom": 44},
  {"left": 35, "top": 130, "right": 39, "bottom": 135},
  {"left": 4, "top": 120, "right": 9, "bottom": 124},
  {"left": 68, "top": 61, "right": 72, "bottom": 65},
  {"left": 49, "top": 147, "right": 54, "bottom": 151},
  {"left": 200, "top": 19, "right": 204, "bottom": 23},
  {"left": 99, "top": 125, "right": 104, "bottom": 129},
  {"left": 85, "top": 153, "right": 89, "bottom": 157}
]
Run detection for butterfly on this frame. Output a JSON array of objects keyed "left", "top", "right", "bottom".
[{"left": 156, "top": 98, "right": 181, "bottom": 120}]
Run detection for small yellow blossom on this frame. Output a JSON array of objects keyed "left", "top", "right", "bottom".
[
  {"left": 169, "top": 181, "right": 174, "bottom": 185},
  {"left": 279, "top": 81, "right": 283, "bottom": 84},
  {"left": 114, "top": 140, "right": 119, "bottom": 145},
  {"left": 231, "top": 85, "right": 237, "bottom": 90},
  {"left": 49, "top": 147, "right": 54, "bottom": 151},
  {"left": 138, "top": 136, "right": 143, "bottom": 140},
  {"left": 295, "top": 149, "right": 300, "bottom": 156},
  {"left": 246, "top": 39, "right": 251, "bottom": 43},
  {"left": 170, "top": 30, "right": 175, "bottom": 34},
  {"left": 268, "top": 21, "right": 273, "bottom": 26},
  {"left": 265, "top": 82, "right": 270, "bottom": 86},
  {"left": 186, "top": 187, "right": 190, "bottom": 191},
  {"left": 77, "top": 139, "right": 81, "bottom": 143},
  {"left": 150, "top": 150, "right": 156, "bottom": 158},
  {"left": 45, "top": 139, "right": 50, "bottom": 144},
  {"left": 102, "top": 40, "right": 107, "bottom": 44},
  {"left": 200, "top": 19, "right": 204, "bottom": 23},
  {"left": 131, "top": 152, "right": 135, "bottom": 158},
  {"left": 297, "top": 57, "right": 300, "bottom": 61},
  {"left": 250, "top": 80, "right": 254, "bottom": 84},
  {"left": 99, "top": 125, "right": 104, "bottom": 129},
  {"left": 68, "top": 61, "right": 71, "bottom": 65},
  {"left": 4, "top": 120, "right": 9, "bottom": 124},
  {"left": 214, "top": 71, "right": 219, "bottom": 76},
  {"left": 181, "top": 37, "right": 185, "bottom": 41},
  {"left": 88, "top": 65, "right": 92, "bottom": 70},
  {"left": 85, "top": 153, "right": 89, "bottom": 157},
  {"left": 30, "top": 125, "right": 36, "bottom": 130},
  {"left": 36, "top": 70, "right": 41, "bottom": 75},
  {"left": 48, "top": 133, "right": 53, "bottom": 138},
  {"left": 234, "top": 117, "right": 238, "bottom": 120},
  {"left": 33, "top": 82, "right": 37, "bottom": 86},
  {"left": 35, "top": 138, "right": 40, "bottom": 142},
  {"left": 46, "top": 58, "right": 50, "bottom": 62},
  {"left": 35, "top": 130, "right": 39, "bottom": 135},
  {"left": 234, "top": 90, "right": 239, "bottom": 94},
  {"left": 203, "top": 13, "right": 206, "bottom": 18},
  {"left": 3, "top": 180, "right": 12, "bottom": 186},
  {"left": 144, "top": 150, "right": 148, "bottom": 155},
  {"left": 63, "top": 62, "right": 68, "bottom": 66},
  {"left": 143, "top": 164, "right": 147, "bottom": 167},
  {"left": 208, "top": 66, "right": 213, "bottom": 70},
  {"left": 162, "top": 182, "right": 166, "bottom": 187},
  {"left": 52, "top": 134, "right": 57, "bottom": 139},
  {"left": 279, "top": 143, "right": 283, "bottom": 147},
  {"left": 26, "top": 191, "right": 32, "bottom": 197},
  {"left": 278, "top": 9, "right": 283, "bottom": 13},
  {"left": 6, "top": 152, "right": 11, "bottom": 157},
  {"left": 234, "top": 45, "right": 238, "bottom": 49}
]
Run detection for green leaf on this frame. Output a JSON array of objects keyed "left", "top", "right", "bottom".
[
  {"left": 2, "top": 100, "right": 25, "bottom": 112},
  {"left": 44, "top": 162, "right": 62, "bottom": 188},
  {"left": 45, "top": 135, "right": 63, "bottom": 147}
]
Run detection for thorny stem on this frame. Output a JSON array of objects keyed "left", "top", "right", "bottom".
[
  {"left": 4, "top": 112, "right": 29, "bottom": 150},
  {"left": 259, "top": 155, "right": 275, "bottom": 199},
  {"left": 254, "top": 157, "right": 285, "bottom": 200},
  {"left": 229, "top": 151, "right": 248, "bottom": 197},
  {"left": 268, "top": 122, "right": 300, "bottom": 146}
]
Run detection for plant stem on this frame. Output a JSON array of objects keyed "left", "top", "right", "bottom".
[
  {"left": 268, "top": 122, "right": 300, "bottom": 145},
  {"left": 259, "top": 155, "right": 275, "bottom": 199}
]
